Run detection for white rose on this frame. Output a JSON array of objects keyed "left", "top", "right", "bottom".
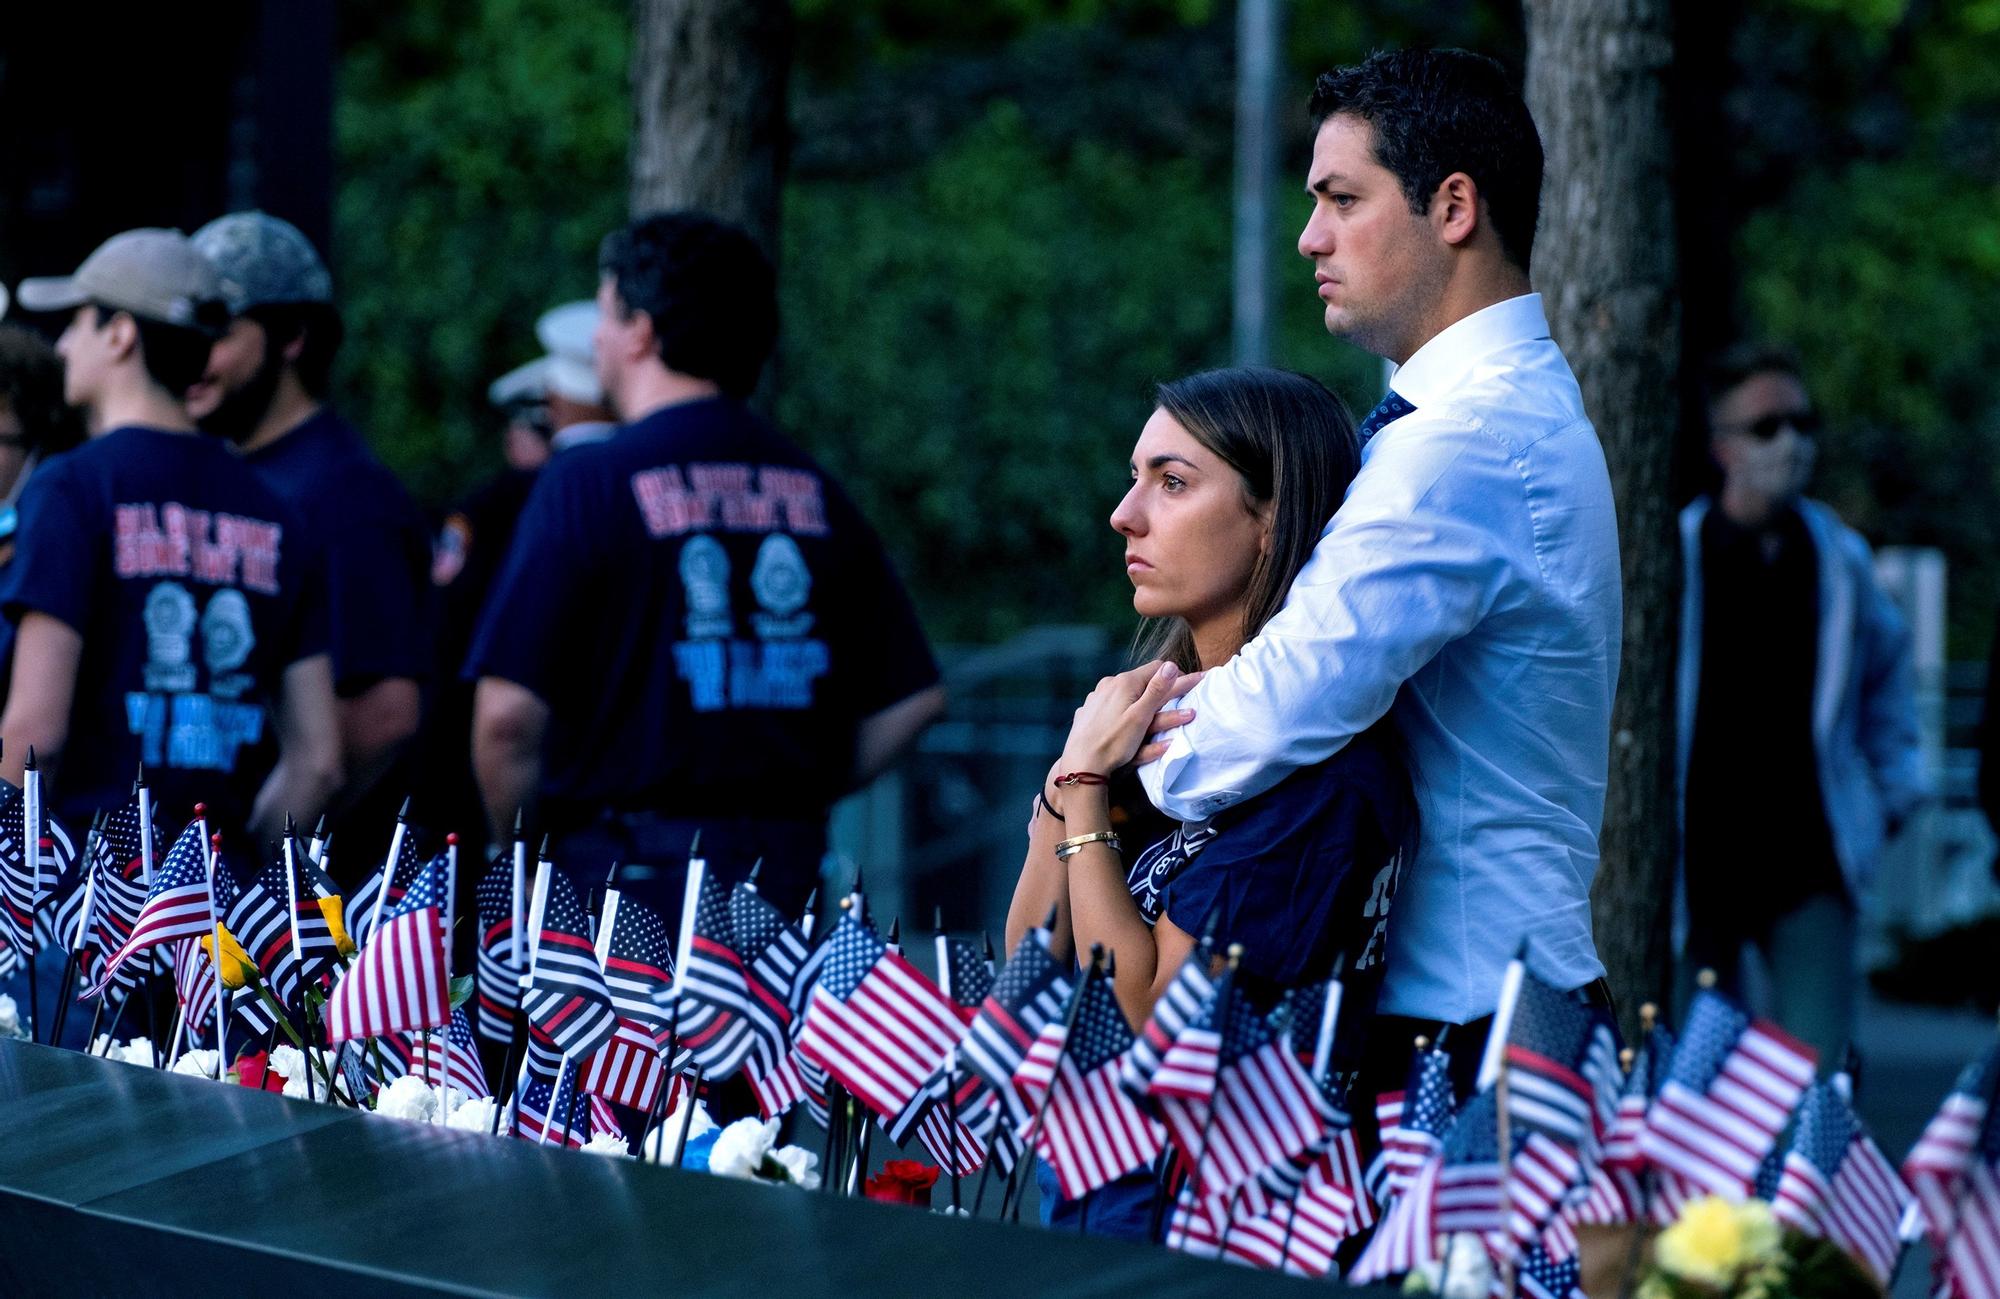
[
  {"left": 1439, "top": 1233, "right": 1494, "bottom": 1299},
  {"left": 641, "top": 1097, "right": 717, "bottom": 1164},
  {"left": 172, "top": 1049, "right": 222, "bottom": 1080},
  {"left": 116, "top": 1037, "right": 157, "bottom": 1066},
  {"left": 770, "top": 1144, "right": 821, "bottom": 1190},
  {"left": 376, "top": 1074, "right": 439, "bottom": 1123},
  {"left": 708, "top": 1117, "right": 779, "bottom": 1180},
  {"left": 0, "top": 994, "right": 19, "bottom": 1036},
  {"left": 582, "top": 1132, "right": 632, "bottom": 1158},
  {"left": 447, "top": 1097, "right": 501, "bottom": 1134},
  {"left": 269, "top": 1045, "right": 307, "bottom": 1081}
]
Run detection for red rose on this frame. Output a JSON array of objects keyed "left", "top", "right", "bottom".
[
  {"left": 235, "top": 1050, "right": 287, "bottom": 1093},
  {"left": 864, "top": 1159, "right": 940, "bottom": 1207}
]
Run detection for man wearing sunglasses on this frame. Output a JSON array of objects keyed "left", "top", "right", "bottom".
[{"left": 1675, "top": 344, "right": 1926, "bottom": 1073}]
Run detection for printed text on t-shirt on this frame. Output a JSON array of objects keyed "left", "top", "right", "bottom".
[
  {"left": 113, "top": 503, "right": 283, "bottom": 596},
  {"left": 631, "top": 463, "right": 828, "bottom": 538}
]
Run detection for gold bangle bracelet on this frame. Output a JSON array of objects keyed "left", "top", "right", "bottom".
[{"left": 1055, "top": 831, "right": 1122, "bottom": 861}]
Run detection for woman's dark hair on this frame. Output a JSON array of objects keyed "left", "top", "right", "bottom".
[
  {"left": 0, "top": 324, "right": 83, "bottom": 456},
  {"left": 1133, "top": 367, "right": 1360, "bottom": 672},
  {"left": 597, "top": 211, "right": 777, "bottom": 399},
  {"left": 1308, "top": 48, "right": 1543, "bottom": 273}
]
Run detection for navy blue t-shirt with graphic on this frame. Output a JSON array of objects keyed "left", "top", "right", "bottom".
[
  {"left": 243, "top": 408, "right": 432, "bottom": 696},
  {"left": 465, "top": 396, "right": 939, "bottom": 828},
  {"left": 1, "top": 426, "right": 329, "bottom": 837}
]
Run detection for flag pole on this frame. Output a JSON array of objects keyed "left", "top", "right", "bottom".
[
  {"left": 1615, "top": 1005, "right": 1659, "bottom": 1299},
  {"left": 281, "top": 823, "right": 318, "bottom": 1103},
  {"left": 368, "top": 796, "right": 412, "bottom": 939},
  {"left": 22, "top": 747, "right": 42, "bottom": 1042},
  {"left": 504, "top": 836, "right": 557, "bottom": 1136},
  {"left": 1015, "top": 943, "right": 1107, "bottom": 1224},
  {"left": 51, "top": 811, "right": 106, "bottom": 1049},
  {"left": 636, "top": 999, "right": 682, "bottom": 1158},
  {"left": 670, "top": 1063, "right": 707, "bottom": 1165},
  {"left": 1166, "top": 945, "right": 1242, "bottom": 1249},
  {"left": 200, "top": 812, "right": 226, "bottom": 1074},
  {"left": 934, "top": 907, "right": 963, "bottom": 1212},
  {"left": 136, "top": 765, "right": 154, "bottom": 884},
  {"left": 438, "top": 834, "right": 461, "bottom": 1125}
]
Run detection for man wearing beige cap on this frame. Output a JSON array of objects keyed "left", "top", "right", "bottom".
[
  {"left": 0, "top": 228, "right": 341, "bottom": 863},
  {"left": 186, "top": 213, "right": 431, "bottom": 870}
]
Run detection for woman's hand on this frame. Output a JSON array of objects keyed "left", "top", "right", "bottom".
[{"left": 1054, "top": 661, "right": 1203, "bottom": 786}]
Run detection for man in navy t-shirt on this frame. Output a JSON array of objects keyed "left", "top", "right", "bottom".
[
  {"left": 1, "top": 229, "right": 341, "bottom": 853},
  {"left": 186, "top": 213, "right": 432, "bottom": 874},
  {"left": 467, "top": 213, "right": 944, "bottom": 917}
]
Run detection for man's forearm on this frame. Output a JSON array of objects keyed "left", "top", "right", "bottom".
[
  {"left": 472, "top": 678, "right": 550, "bottom": 846},
  {"left": 335, "top": 677, "right": 422, "bottom": 809}
]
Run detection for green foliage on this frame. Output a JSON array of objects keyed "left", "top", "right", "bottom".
[{"left": 334, "top": 0, "right": 629, "bottom": 506}]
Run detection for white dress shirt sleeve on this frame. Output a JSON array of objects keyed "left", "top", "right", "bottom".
[{"left": 1138, "top": 410, "right": 1521, "bottom": 820}]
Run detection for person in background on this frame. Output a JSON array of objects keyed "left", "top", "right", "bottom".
[
  {"left": 0, "top": 323, "right": 87, "bottom": 712},
  {"left": 467, "top": 212, "right": 944, "bottom": 923},
  {"left": 185, "top": 212, "right": 432, "bottom": 879},
  {"left": 0, "top": 228, "right": 340, "bottom": 854},
  {"left": 1677, "top": 344, "right": 1927, "bottom": 1071}
]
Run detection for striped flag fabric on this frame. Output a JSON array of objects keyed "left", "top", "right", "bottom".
[
  {"left": 793, "top": 909, "right": 964, "bottom": 1122},
  {"left": 474, "top": 861, "right": 523, "bottom": 1045},
  {"left": 405, "top": 1008, "right": 491, "bottom": 1100},
  {"left": 1349, "top": 1150, "right": 1446, "bottom": 1282},
  {"left": 225, "top": 855, "right": 321, "bottom": 1014},
  {"left": 1771, "top": 1081, "right": 1912, "bottom": 1286},
  {"left": 516, "top": 1037, "right": 590, "bottom": 1148},
  {"left": 520, "top": 869, "right": 617, "bottom": 1062},
  {"left": 1903, "top": 1048, "right": 1994, "bottom": 1241},
  {"left": 0, "top": 781, "right": 68, "bottom": 954},
  {"left": 348, "top": 831, "right": 425, "bottom": 948},
  {"left": 1428, "top": 1088, "right": 1584, "bottom": 1257},
  {"left": 664, "top": 867, "right": 751, "bottom": 1072},
  {"left": 83, "top": 821, "right": 215, "bottom": 997},
  {"left": 883, "top": 934, "right": 994, "bottom": 1174},
  {"left": 324, "top": 853, "right": 451, "bottom": 1043},
  {"left": 1574, "top": 1022, "right": 1676, "bottom": 1226},
  {"left": 960, "top": 927, "right": 1072, "bottom": 1130},
  {"left": 1155, "top": 980, "right": 1332, "bottom": 1201},
  {"left": 1368, "top": 1040, "right": 1457, "bottom": 1205},
  {"left": 601, "top": 895, "right": 675, "bottom": 1035},
  {"left": 1639, "top": 988, "right": 1816, "bottom": 1200},
  {"left": 1170, "top": 1127, "right": 1371, "bottom": 1274},
  {"left": 1122, "top": 951, "right": 1221, "bottom": 1101},
  {"left": 1508, "top": 1241, "right": 1586, "bottom": 1299},
  {"left": 53, "top": 824, "right": 150, "bottom": 1000},
  {"left": 728, "top": 882, "right": 813, "bottom": 1077},
  {"left": 581, "top": 1018, "right": 669, "bottom": 1111},
  {"left": 1502, "top": 969, "right": 1620, "bottom": 1155},
  {"left": 1013, "top": 970, "right": 1165, "bottom": 1200},
  {"left": 172, "top": 935, "right": 220, "bottom": 1041}
]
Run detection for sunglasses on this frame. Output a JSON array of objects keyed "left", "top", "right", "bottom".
[{"left": 1729, "top": 409, "right": 1822, "bottom": 441}]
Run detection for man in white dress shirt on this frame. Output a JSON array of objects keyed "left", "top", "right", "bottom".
[{"left": 1133, "top": 49, "right": 1622, "bottom": 1095}]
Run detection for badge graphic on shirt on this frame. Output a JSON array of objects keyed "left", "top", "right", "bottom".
[
  {"left": 749, "top": 533, "right": 814, "bottom": 639},
  {"left": 1355, "top": 849, "right": 1404, "bottom": 972},
  {"left": 142, "top": 582, "right": 198, "bottom": 693},
  {"left": 678, "top": 534, "right": 733, "bottom": 639},
  {"left": 201, "top": 589, "right": 256, "bottom": 700}
]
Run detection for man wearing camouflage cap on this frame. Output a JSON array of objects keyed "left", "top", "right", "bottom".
[
  {"left": 0, "top": 228, "right": 341, "bottom": 854},
  {"left": 187, "top": 212, "right": 433, "bottom": 870}
]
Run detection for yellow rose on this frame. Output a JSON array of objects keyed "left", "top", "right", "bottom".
[
  {"left": 200, "top": 924, "right": 256, "bottom": 990},
  {"left": 1656, "top": 1196, "right": 1748, "bottom": 1286},
  {"left": 318, "top": 895, "right": 355, "bottom": 956}
]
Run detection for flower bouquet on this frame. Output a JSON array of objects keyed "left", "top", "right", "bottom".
[{"left": 1635, "top": 1196, "right": 1880, "bottom": 1299}]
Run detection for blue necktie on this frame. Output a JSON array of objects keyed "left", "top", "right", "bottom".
[{"left": 1357, "top": 389, "right": 1416, "bottom": 445}]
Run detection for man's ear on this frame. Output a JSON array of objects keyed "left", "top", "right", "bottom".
[
  {"left": 1433, "top": 172, "right": 1481, "bottom": 249},
  {"left": 101, "top": 310, "right": 140, "bottom": 362}
]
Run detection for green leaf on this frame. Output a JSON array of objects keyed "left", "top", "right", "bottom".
[{"left": 450, "top": 975, "right": 477, "bottom": 1009}]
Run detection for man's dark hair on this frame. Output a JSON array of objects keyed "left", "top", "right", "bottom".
[
  {"left": 245, "top": 302, "right": 344, "bottom": 398},
  {"left": 597, "top": 212, "right": 777, "bottom": 398},
  {"left": 1705, "top": 342, "right": 1806, "bottom": 411},
  {"left": 1309, "top": 49, "right": 1544, "bottom": 272},
  {"left": 0, "top": 324, "right": 83, "bottom": 456},
  {"left": 95, "top": 304, "right": 222, "bottom": 398}
]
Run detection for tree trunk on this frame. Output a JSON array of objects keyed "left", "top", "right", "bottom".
[
  {"left": 629, "top": 0, "right": 791, "bottom": 261},
  {"left": 1524, "top": 0, "right": 1682, "bottom": 1037}
]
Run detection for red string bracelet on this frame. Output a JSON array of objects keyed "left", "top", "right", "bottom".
[{"left": 1051, "top": 771, "right": 1108, "bottom": 789}]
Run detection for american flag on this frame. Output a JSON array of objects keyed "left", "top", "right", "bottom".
[
  {"left": 1013, "top": 968, "right": 1165, "bottom": 1199},
  {"left": 324, "top": 852, "right": 451, "bottom": 1043},
  {"left": 48, "top": 806, "right": 131, "bottom": 952},
  {"left": 348, "top": 830, "right": 426, "bottom": 948},
  {"left": 746, "top": 916, "right": 830, "bottom": 1123},
  {"left": 1349, "top": 1151, "right": 1446, "bottom": 1282},
  {"left": 602, "top": 895, "right": 675, "bottom": 1037},
  {"left": 1502, "top": 970, "right": 1620, "bottom": 1156},
  {"left": 1430, "top": 1088, "right": 1584, "bottom": 1259},
  {"left": 404, "top": 1008, "right": 491, "bottom": 1100},
  {"left": 514, "top": 1035, "right": 623, "bottom": 1146},
  {"left": 1169, "top": 1125, "right": 1371, "bottom": 1274},
  {"left": 225, "top": 854, "right": 330, "bottom": 1015},
  {"left": 882, "top": 934, "right": 995, "bottom": 1175},
  {"left": 1639, "top": 988, "right": 1816, "bottom": 1200},
  {"left": 1122, "top": 951, "right": 1220, "bottom": 1101},
  {"left": 1573, "top": 1021, "right": 1676, "bottom": 1226},
  {"left": 1771, "top": 1081, "right": 1912, "bottom": 1286},
  {"left": 960, "top": 927, "right": 1072, "bottom": 1130},
  {"left": 520, "top": 869, "right": 616, "bottom": 1061},
  {"left": 727, "top": 882, "right": 814, "bottom": 1076},
  {"left": 661, "top": 870, "right": 757, "bottom": 1075},
  {"left": 1156, "top": 981, "right": 1331, "bottom": 1201},
  {"left": 474, "top": 860, "right": 523, "bottom": 1044},
  {"left": 581, "top": 1017, "right": 670, "bottom": 1111},
  {"left": 83, "top": 820, "right": 216, "bottom": 997},
  {"left": 1507, "top": 1241, "right": 1585, "bottom": 1299},
  {"left": 0, "top": 780, "right": 65, "bottom": 954},
  {"left": 1903, "top": 1042, "right": 2000, "bottom": 1299},
  {"left": 1370, "top": 1041, "right": 1457, "bottom": 1206},
  {"left": 53, "top": 821, "right": 150, "bottom": 1000},
  {"left": 172, "top": 935, "right": 220, "bottom": 1040},
  {"left": 793, "top": 909, "right": 964, "bottom": 1121}
]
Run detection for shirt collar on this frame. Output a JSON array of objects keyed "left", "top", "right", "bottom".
[{"left": 1387, "top": 293, "right": 1551, "bottom": 409}]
